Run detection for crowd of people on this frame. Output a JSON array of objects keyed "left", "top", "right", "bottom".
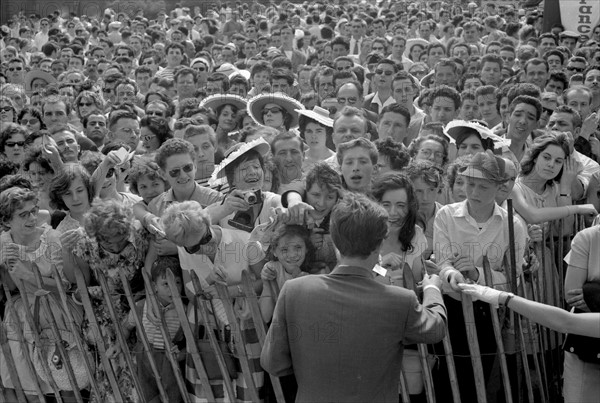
[{"left": 0, "top": 0, "right": 600, "bottom": 402}]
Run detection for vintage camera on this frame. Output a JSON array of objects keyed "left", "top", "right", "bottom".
[
  {"left": 228, "top": 190, "right": 264, "bottom": 232},
  {"left": 242, "top": 189, "right": 262, "bottom": 205}
]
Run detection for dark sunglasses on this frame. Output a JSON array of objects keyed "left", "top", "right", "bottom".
[
  {"left": 194, "top": 66, "right": 206, "bottom": 72},
  {"left": 8, "top": 67, "right": 23, "bottom": 71},
  {"left": 5, "top": 141, "right": 25, "bottom": 147},
  {"left": 21, "top": 118, "right": 39, "bottom": 125},
  {"left": 168, "top": 163, "right": 194, "bottom": 178},
  {"left": 184, "top": 228, "right": 213, "bottom": 254},
  {"left": 263, "top": 106, "right": 283, "bottom": 115},
  {"left": 0, "top": 106, "right": 13, "bottom": 112},
  {"left": 567, "top": 66, "right": 584, "bottom": 73},
  {"left": 375, "top": 69, "right": 394, "bottom": 76},
  {"left": 79, "top": 102, "right": 93, "bottom": 107}
]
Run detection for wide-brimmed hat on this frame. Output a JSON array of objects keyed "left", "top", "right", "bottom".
[
  {"left": 445, "top": 120, "right": 511, "bottom": 149},
  {"left": 199, "top": 94, "right": 247, "bottom": 113},
  {"left": 209, "top": 137, "right": 271, "bottom": 184},
  {"left": 296, "top": 106, "right": 334, "bottom": 128},
  {"left": 459, "top": 150, "right": 510, "bottom": 184},
  {"left": 404, "top": 38, "right": 429, "bottom": 58},
  {"left": 247, "top": 92, "right": 305, "bottom": 129},
  {"left": 24, "top": 70, "right": 56, "bottom": 94}
]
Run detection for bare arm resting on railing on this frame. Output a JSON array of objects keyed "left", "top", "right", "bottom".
[{"left": 459, "top": 283, "right": 600, "bottom": 338}]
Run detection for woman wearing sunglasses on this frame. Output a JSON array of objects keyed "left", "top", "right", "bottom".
[
  {"left": 0, "top": 95, "right": 17, "bottom": 123},
  {"left": 74, "top": 90, "right": 104, "bottom": 121},
  {"left": 247, "top": 92, "right": 304, "bottom": 134},
  {"left": 0, "top": 123, "right": 28, "bottom": 168},
  {"left": 17, "top": 106, "right": 45, "bottom": 134}
]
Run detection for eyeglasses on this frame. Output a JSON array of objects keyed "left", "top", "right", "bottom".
[
  {"left": 410, "top": 70, "right": 428, "bottom": 76},
  {"left": 168, "top": 163, "right": 194, "bottom": 178},
  {"left": 336, "top": 66, "right": 351, "bottom": 71},
  {"left": 0, "top": 106, "right": 13, "bottom": 112},
  {"left": 418, "top": 149, "right": 444, "bottom": 159},
  {"left": 194, "top": 66, "right": 206, "bottom": 72},
  {"left": 79, "top": 102, "right": 93, "bottom": 107},
  {"left": 263, "top": 107, "right": 283, "bottom": 115},
  {"left": 184, "top": 228, "right": 213, "bottom": 254},
  {"left": 8, "top": 67, "right": 23, "bottom": 71},
  {"left": 5, "top": 141, "right": 25, "bottom": 148},
  {"left": 106, "top": 168, "right": 115, "bottom": 178},
  {"left": 542, "top": 106, "right": 555, "bottom": 115},
  {"left": 375, "top": 69, "right": 394, "bottom": 76},
  {"left": 567, "top": 66, "right": 584, "bottom": 73},
  {"left": 142, "top": 134, "right": 156, "bottom": 142},
  {"left": 21, "top": 118, "right": 39, "bottom": 125}
]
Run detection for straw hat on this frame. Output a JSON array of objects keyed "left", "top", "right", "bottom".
[
  {"left": 199, "top": 94, "right": 247, "bottom": 113},
  {"left": 209, "top": 137, "right": 271, "bottom": 184},
  {"left": 296, "top": 105, "right": 334, "bottom": 128},
  {"left": 24, "top": 70, "right": 56, "bottom": 95},
  {"left": 404, "top": 38, "right": 430, "bottom": 58},
  {"left": 247, "top": 92, "right": 305, "bottom": 129},
  {"left": 445, "top": 120, "right": 511, "bottom": 149}
]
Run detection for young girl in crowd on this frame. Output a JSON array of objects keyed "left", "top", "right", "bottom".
[
  {"left": 259, "top": 224, "right": 316, "bottom": 323},
  {"left": 128, "top": 156, "right": 169, "bottom": 233},
  {"left": 122, "top": 256, "right": 186, "bottom": 403}
]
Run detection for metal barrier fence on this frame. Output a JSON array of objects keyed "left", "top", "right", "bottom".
[{"left": 0, "top": 204, "right": 582, "bottom": 403}]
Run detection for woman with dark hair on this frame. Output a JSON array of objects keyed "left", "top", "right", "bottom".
[
  {"left": 513, "top": 132, "right": 578, "bottom": 307},
  {"left": 445, "top": 120, "right": 509, "bottom": 158},
  {"left": 49, "top": 164, "right": 95, "bottom": 233},
  {"left": 0, "top": 122, "right": 28, "bottom": 167},
  {"left": 372, "top": 172, "right": 434, "bottom": 284},
  {"left": 247, "top": 92, "right": 304, "bottom": 133},
  {"left": 297, "top": 106, "right": 335, "bottom": 171},
  {"left": 200, "top": 94, "right": 248, "bottom": 155},
  {"left": 140, "top": 116, "right": 173, "bottom": 152},
  {"left": 21, "top": 146, "right": 55, "bottom": 211},
  {"left": 17, "top": 106, "right": 45, "bottom": 133}
]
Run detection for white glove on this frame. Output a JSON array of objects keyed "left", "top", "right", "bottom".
[{"left": 458, "top": 283, "right": 503, "bottom": 308}]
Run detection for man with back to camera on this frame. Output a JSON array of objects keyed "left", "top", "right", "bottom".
[{"left": 261, "top": 192, "right": 447, "bottom": 402}]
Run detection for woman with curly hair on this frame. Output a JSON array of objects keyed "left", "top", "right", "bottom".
[
  {"left": 21, "top": 146, "right": 55, "bottom": 211},
  {"left": 0, "top": 186, "right": 72, "bottom": 399},
  {"left": 74, "top": 90, "right": 104, "bottom": 121},
  {"left": 62, "top": 198, "right": 151, "bottom": 402},
  {"left": 407, "top": 134, "right": 450, "bottom": 168}
]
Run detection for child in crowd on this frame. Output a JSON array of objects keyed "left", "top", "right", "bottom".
[
  {"left": 259, "top": 224, "right": 316, "bottom": 323},
  {"left": 122, "top": 256, "right": 186, "bottom": 403},
  {"left": 128, "top": 156, "right": 169, "bottom": 232}
]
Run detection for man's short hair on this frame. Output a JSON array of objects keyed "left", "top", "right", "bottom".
[
  {"left": 429, "top": 85, "right": 461, "bottom": 110},
  {"left": 108, "top": 109, "right": 138, "bottom": 131},
  {"left": 336, "top": 137, "right": 378, "bottom": 166},
  {"left": 155, "top": 138, "right": 197, "bottom": 170},
  {"left": 379, "top": 103, "right": 411, "bottom": 126},
  {"left": 330, "top": 192, "right": 389, "bottom": 258},
  {"left": 509, "top": 95, "right": 542, "bottom": 121},
  {"left": 554, "top": 105, "right": 583, "bottom": 129},
  {"left": 563, "top": 85, "right": 593, "bottom": 104}
]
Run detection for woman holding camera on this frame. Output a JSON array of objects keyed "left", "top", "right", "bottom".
[{"left": 208, "top": 138, "right": 283, "bottom": 232}]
